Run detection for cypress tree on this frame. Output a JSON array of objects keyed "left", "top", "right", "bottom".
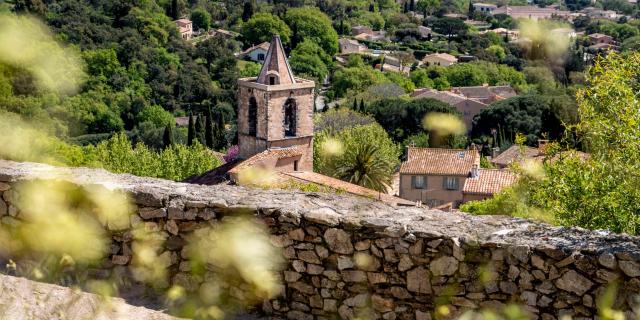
[
  {"left": 195, "top": 114, "right": 206, "bottom": 145},
  {"left": 359, "top": 98, "right": 365, "bottom": 113},
  {"left": 171, "top": 0, "right": 179, "bottom": 19},
  {"left": 353, "top": 97, "right": 358, "bottom": 110},
  {"left": 216, "top": 111, "right": 226, "bottom": 150},
  {"left": 242, "top": 1, "right": 254, "bottom": 22},
  {"left": 162, "top": 124, "right": 174, "bottom": 149},
  {"left": 369, "top": 3, "right": 375, "bottom": 11},
  {"left": 187, "top": 113, "right": 195, "bottom": 146},
  {"left": 410, "top": 0, "right": 415, "bottom": 12},
  {"left": 468, "top": 1, "right": 475, "bottom": 17},
  {"left": 205, "top": 108, "right": 215, "bottom": 148},
  {"left": 403, "top": 1, "right": 408, "bottom": 13}
]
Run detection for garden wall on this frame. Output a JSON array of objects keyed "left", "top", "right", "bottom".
[{"left": 1, "top": 160, "right": 640, "bottom": 319}]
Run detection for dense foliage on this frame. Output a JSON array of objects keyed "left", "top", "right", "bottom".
[{"left": 463, "top": 53, "right": 640, "bottom": 235}]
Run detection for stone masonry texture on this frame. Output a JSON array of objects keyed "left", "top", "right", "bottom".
[{"left": 1, "top": 160, "right": 640, "bottom": 319}]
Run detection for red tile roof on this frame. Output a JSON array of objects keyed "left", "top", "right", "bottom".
[
  {"left": 229, "top": 146, "right": 303, "bottom": 174},
  {"left": 463, "top": 169, "right": 518, "bottom": 195},
  {"left": 282, "top": 171, "right": 415, "bottom": 206},
  {"left": 400, "top": 148, "right": 479, "bottom": 176},
  {"left": 490, "top": 145, "right": 540, "bottom": 167}
]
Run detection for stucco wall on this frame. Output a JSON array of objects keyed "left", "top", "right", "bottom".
[
  {"left": 1, "top": 160, "right": 640, "bottom": 320},
  {"left": 399, "top": 174, "right": 466, "bottom": 207}
]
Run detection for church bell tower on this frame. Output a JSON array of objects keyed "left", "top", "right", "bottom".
[{"left": 236, "top": 35, "right": 316, "bottom": 171}]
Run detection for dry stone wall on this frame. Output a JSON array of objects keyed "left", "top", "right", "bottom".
[{"left": 1, "top": 160, "right": 640, "bottom": 319}]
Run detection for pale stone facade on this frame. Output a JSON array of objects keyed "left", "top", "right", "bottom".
[{"left": 237, "top": 35, "right": 316, "bottom": 172}]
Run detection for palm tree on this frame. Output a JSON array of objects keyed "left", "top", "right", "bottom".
[{"left": 332, "top": 143, "right": 393, "bottom": 192}]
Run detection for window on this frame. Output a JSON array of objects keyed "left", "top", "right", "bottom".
[
  {"left": 257, "top": 53, "right": 265, "bottom": 61},
  {"left": 248, "top": 97, "right": 257, "bottom": 136},
  {"left": 283, "top": 98, "right": 297, "bottom": 137},
  {"left": 411, "top": 175, "right": 426, "bottom": 189},
  {"left": 269, "top": 76, "right": 276, "bottom": 85},
  {"left": 443, "top": 177, "right": 459, "bottom": 190},
  {"left": 294, "top": 160, "right": 299, "bottom": 171}
]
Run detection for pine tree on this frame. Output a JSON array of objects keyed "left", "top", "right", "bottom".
[
  {"left": 187, "top": 113, "right": 195, "bottom": 146},
  {"left": 205, "top": 108, "right": 215, "bottom": 148},
  {"left": 162, "top": 124, "right": 174, "bottom": 149},
  {"left": 359, "top": 98, "right": 365, "bottom": 113}
]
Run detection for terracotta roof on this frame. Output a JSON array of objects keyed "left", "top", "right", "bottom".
[
  {"left": 452, "top": 85, "right": 516, "bottom": 102},
  {"left": 400, "top": 148, "right": 479, "bottom": 176},
  {"left": 229, "top": 146, "right": 303, "bottom": 174},
  {"left": 174, "top": 19, "right": 191, "bottom": 26},
  {"left": 411, "top": 89, "right": 468, "bottom": 105},
  {"left": 463, "top": 169, "right": 518, "bottom": 195},
  {"left": 490, "top": 145, "right": 540, "bottom": 167},
  {"left": 281, "top": 171, "right": 415, "bottom": 206},
  {"left": 183, "top": 158, "right": 243, "bottom": 185},
  {"left": 240, "top": 42, "right": 270, "bottom": 56},
  {"left": 423, "top": 53, "right": 458, "bottom": 63}
]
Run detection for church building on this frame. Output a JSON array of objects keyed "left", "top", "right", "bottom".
[{"left": 186, "top": 35, "right": 412, "bottom": 206}]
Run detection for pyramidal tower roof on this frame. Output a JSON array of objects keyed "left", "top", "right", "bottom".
[{"left": 257, "top": 35, "right": 296, "bottom": 85}]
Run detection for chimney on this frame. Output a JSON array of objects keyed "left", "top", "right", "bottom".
[{"left": 471, "top": 164, "right": 479, "bottom": 178}]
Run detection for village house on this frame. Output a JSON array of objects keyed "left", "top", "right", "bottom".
[
  {"left": 582, "top": 7, "right": 620, "bottom": 20},
  {"left": 490, "top": 145, "right": 541, "bottom": 168},
  {"left": 237, "top": 42, "right": 270, "bottom": 63},
  {"left": 399, "top": 147, "right": 517, "bottom": 207},
  {"left": 186, "top": 35, "right": 412, "bottom": 206},
  {"left": 174, "top": 19, "right": 193, "bottom": 40},
  {"left": 422, "top": 53, "right": 458, "bottom": 67},
  {"left": 411, "top": 89, "right": 487, "bottom": 130},
  {"left": 481, "top": 28, "right": 520, "bottom": 41},
  {"left": 492, "top": 5, "right": 572, "bottom": 20},
  {"left": 338, "top": 38, "right": 368, "bottom": 54},
  {"left": 451, "top": 84, "right": 517, "bottom": 104},
  {"left": 588, "top": 33, "right": 615, "bottom": 45},
  {"left": 418, "top": 26, "right": 433, "bottom": 40},
  {"left": 351, "top": 25, "right": 373, "bottom": 36},
  {"left": 213, "top": 28, "right": 236, "bottom": 39},
  {"left": 473, "top": 3, "right": 498, "bottom": 13},
  {"left": 380, "top": 55, "right": 410, "bottom": 74}
]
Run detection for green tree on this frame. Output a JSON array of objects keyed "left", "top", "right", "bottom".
[
  {"left": 215, "top": 109, "right": 226, "bottom": 150},
  {"left": 190, "top": 8, "right": 211, "bottom": 31},
  {"left": 205, "top": 108, "right": 215, "bottom": 149},
  {"left": 384, "top": 71, "right": 415, "bottom": 93},
  {"left": 313, "top": 108, "right": 375, "bottom": 134},
  {"left": 241, "top": 13, "right": 291, "bottom": 45},
  {"left": 417, "top": 0, "right": 440, "bottom": 16},
  {"left": 289, "top": 39, "right": 332, "bottom": 81},
  {"left": 137, "top": 105, "right": 174, "bottom": 129},
  {"left": 162, "top": 123, "right": 174, "bottom": 149},
  {"left": 410, "top": 68, "right": 435, "bottom": 88},
  {"left": 331, "top": 65, "right": 388, "bottom": 97},
  {"left": 195, "top": 114, "right": 206, "bottom": 145},
  {"left": 242, "top": 0, "right": 255, "bottom": 22},
  {"left": 285, "top": 7, "right": 339, "bottom": 55},
  {"left": 187, "top": 113, "right": 195, "bottom": 146}
]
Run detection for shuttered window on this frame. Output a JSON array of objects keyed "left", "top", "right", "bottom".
[
  {"left": 412, "top": 175, "right": 426, "bottom": 189},
  {"left": 443, "top": 177, "right": 459, "bottom": 190}
]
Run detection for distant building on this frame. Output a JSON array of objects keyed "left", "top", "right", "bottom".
[
  {"left": 551, "top": 28, "right": 577, "bottom": 39},
  {"left": 462, "top": 169, "right": 518, "bottom": 203},
  {"left": 338, "top": 38, "right": 368, "bottom": 54},
  {"left": 473, "top": 3, "right": 498, "bottom": 13},
  {"left": 213, "top": 28, "right": 236, "bottom": 39},
  {"left": 352, "top": 25, "right": 374, "bottom": 36},
  {"left": 492, "top": 5, "right": 571, "bottom": 20},
  {"left": 417, "top": 26, "right": 433, "bottom": 39},
  {"left": 174, "top": 19, "right": 193, "bottom": 40},
  {"left": 411, "top": 89, "right": 487, "bottom": 130},
  {"left": 490, "top": 145, "right": 541, "bottom": 168},
  {"left": 399, "top": 147, "right": 518, "bottom": 207},
  {"left": 581, "top": 7, "right": 620, "bottom": 20},
  {"left": 380, "top": 55, "right": 410, "bottom": 74},
  {"left": 451, "top": 84, "right": 517, "bottom": 104},
  {"left": 588, "top": 33, "right": 615, "bottom": 45},
  {"left": 185, "top": 35, "right": 412, "bottom": 206},
  {"left": 482, "top": 28, "right": 520, "bottom": 41},
  {"left": 354, "top": 30, "right": 388, "bottom": 42},
  {"left": 422, "top": 53, "right": 458, "bottom": 67},
  {"left": 238, "top": 42, "right": 270, "bottom": 63}
]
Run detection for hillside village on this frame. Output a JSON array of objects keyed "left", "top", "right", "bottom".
[{"left": 4, "top": 0, "right": 640, "bottom": 318}]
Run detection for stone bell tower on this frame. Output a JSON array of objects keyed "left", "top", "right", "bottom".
[{"left": 236, "top": 35, "right": 316, "bottom": 171}]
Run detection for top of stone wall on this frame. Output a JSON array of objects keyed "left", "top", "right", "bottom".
[{"left": 1, "top": 160, "right": 639, "bottom": 258}]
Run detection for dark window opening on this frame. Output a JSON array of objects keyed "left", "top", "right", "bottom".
[
  {"left": 283, "top": 98, "right": 297, "bottom": 137},
  {"left": 294, "top": 160, "right": 299, "bottom": 171},
  {"left": 257, "top": 53, "right": 265, "bottom": 61},
  {"left": 269, "top": 76, "right": 275, "bottom": 85},
  {"left": 248, "top": 97, "right": 257, "bottom": 136}
]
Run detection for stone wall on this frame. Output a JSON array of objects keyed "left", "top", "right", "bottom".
[{"left": 1, "top": 160, "right": 640, "bottom": 319}]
